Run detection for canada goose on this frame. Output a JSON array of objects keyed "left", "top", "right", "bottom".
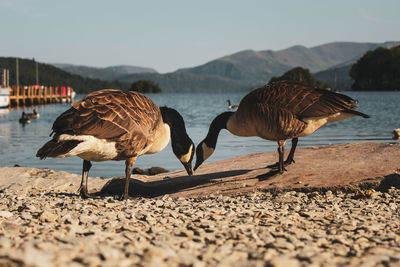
[
  {"left": 227, "top": 100, "right": 239, "bottom": 110},
  {"left": 26, "top": 109, "right": 40, "bottom": 119},
  {"left": 36, "top": 89, "right": 194, "bottom": 200},
  {"left": 195, "top": 81, "right": 370, "bottom": 174},
  {"left": 19, "top": 112, "right": 31, "bottom": 124}
]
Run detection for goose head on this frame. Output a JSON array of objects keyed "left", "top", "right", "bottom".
[
  {"left": 160, "top": 107, "right": 194, "bottom": 176},
  {"left": 173, "top": 136, "right": 195, "bottom": 176}
]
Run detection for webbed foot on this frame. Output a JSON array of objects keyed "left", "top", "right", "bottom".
[
  {"left": 118, "top": 193, "right": 129, "bottom": 201},
  {"left": 79, "top": 189, "right": 96, "bottom": 199},
  {"left": 257, "top": 169, "right": 285, "bottom": 180}
]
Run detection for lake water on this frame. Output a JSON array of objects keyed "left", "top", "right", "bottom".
[{"left": 0, "top": 91, "right": 399, "bottom": 178}]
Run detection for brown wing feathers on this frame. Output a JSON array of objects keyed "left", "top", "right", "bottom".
[
  {"left": 258, "top": 81, "right": 367, "bottom": 119},
  {"left": 298, "top": 88, "right": 368, "bottom": 118},
  {"left": 260, "top": 104, "right": 307, "bottom": 139},
  {"left": 52, "top": 90, "right": 160, "bottom": 141}
]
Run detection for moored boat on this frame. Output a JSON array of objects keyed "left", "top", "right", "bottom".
[
  {"left": 0, "top": 69, "right": 10, "bottom": 108},
  {"left": 0, "top": 87, "right": 10, "bottom": 108}
]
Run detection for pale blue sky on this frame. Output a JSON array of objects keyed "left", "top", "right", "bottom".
[{"left": 1, "top": 0, "right": 399, "bottom": 73}]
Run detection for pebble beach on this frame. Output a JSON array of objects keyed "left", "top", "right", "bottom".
[
  {"left": 1, "top": 187, "right": 400, "bottom": 267},
  {"left": 0, "top": 142, "right": 400, "bottom": 266}
]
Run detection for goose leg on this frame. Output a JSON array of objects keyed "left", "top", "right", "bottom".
[
  {"left": 267, "top": 138, "right": 297, "bottom": 169},
  {"left": 284, "top": 138, "right": 298, "bottom": 165},
  {"left": 120, "top": 157, "right": 136, "bottom": 200},
  {"left": 257, "top": 140, "right": 287, "bottom": 180},
  {"left": 79, "top": 160, "right": 94, "bottom": 198},
  {"left": 277, "top": 140, "right": 286, "bottom": 173}
]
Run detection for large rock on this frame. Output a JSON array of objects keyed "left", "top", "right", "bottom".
[{"left": 0, "top": 142, "right": 399, "bottom": 198}]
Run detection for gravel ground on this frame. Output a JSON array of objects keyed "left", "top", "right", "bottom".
[{"left": 0, "top": 188, "right": 400, "bottom": 267}]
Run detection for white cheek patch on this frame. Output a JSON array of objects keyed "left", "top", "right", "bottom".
[
  {"left": 202, "top": 142, "right": 215, "bottom": 161},
  {"left": 179, "top": 144, "right": 193, "bottom": 163}
]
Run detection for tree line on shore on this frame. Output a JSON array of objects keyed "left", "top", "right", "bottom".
[
  {"left": 0, "top": 57, "right": 129, "bottom": 93},
  {"left": 350, "top": 45, "right": 400, "bottom": 91}
]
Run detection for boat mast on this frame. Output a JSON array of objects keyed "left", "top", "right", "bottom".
[
  {"left": 16, "top": 57, "right": 19, "bottom": 89},
  {"left": 35, "top": 60, "right": 39, "bottom": 85}
]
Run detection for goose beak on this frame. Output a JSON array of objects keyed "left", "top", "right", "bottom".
[
  {"left": 194, "top": 159, "right": 203, "bottom": 171},
  {"left": 183, "top": 162, "right": 193, "bottom": 176}
]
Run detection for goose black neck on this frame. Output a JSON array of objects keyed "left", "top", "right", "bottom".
[
  {"left": 160, "top": 107, "right": 188, "bottom": 138},
  {"left": 160, "top": 106, "right": 192, "bottom": 156},
  {"left": 204, "top": 112, "right": 234, "bottom": 149}
]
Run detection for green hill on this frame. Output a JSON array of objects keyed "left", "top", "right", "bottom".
[
  {"left": 130, "top": 80, "right": 162, "bottom": 93},
  {"left": 0, "top": 57, "right": 129, "bottom": 93},
  {"left": 270, "top": 67, "right": 331, "bottom": 89},
  {"left": 350, "top": 45, "right": 400, "bottom": 91}
]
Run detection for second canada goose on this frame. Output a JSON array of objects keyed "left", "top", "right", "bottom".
[
  {"left": 26, "top": 109, "right": 40, "bottom": 119},
  {"left": 227, "top": 100, "right": 239, "bottom": 110},
  {"left": 36, "top": 89, "right": 195, "bottom": 200},
  {"left": 19, "top": 112, "right": 31, "bottom": 124},
  {"left": 195, "top": 81, "right": 370, "bottom": 174}
]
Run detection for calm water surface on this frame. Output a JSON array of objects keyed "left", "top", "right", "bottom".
[{"left": 0, "top": 91, "right": 399, "bottom": 177}]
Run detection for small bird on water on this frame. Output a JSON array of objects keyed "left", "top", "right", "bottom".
[
  {"left": 36, "top": 89, "right": 194, "bottom": 200},
  {"left": 26, "top": 109, "right": 40, "bottom": 119},
  {"left": 227, "top": 99, "right": 239, "bottom": 110},
  {"left": 19, "top": 112, "right": 31, "bottom": 124},
  {"left": 195, "top": 81, "right": 370, "bottom": 175}
]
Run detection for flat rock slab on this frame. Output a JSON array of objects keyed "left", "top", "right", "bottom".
[{"left": 1, "top": 142, "right": 399, "bottom": 198}]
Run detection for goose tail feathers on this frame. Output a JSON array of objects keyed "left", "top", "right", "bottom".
[
  {"left": 36, "top": 139, "right": 82, "bottom": 159},
  {"left": 346, "top": 109, "right": 370, "bottom": 119}
]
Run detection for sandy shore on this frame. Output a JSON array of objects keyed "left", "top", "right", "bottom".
[{"left": 0, "top": 142, "right": 399, "bottom": 266}]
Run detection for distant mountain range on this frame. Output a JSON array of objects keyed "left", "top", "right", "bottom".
[
  {"left": 52, "top": 64, "right": 157, "bottom": 81},
  {"left": 52, "top": 41, "right": 399, "bottom": 92}
]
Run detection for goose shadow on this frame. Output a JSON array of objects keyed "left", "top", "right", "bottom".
[
  {"left": 97, "top": 169, "right": 251, "bottom": 198},
  {"left": 256, "top": 169, "right": 284, "bottom": 181}
]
